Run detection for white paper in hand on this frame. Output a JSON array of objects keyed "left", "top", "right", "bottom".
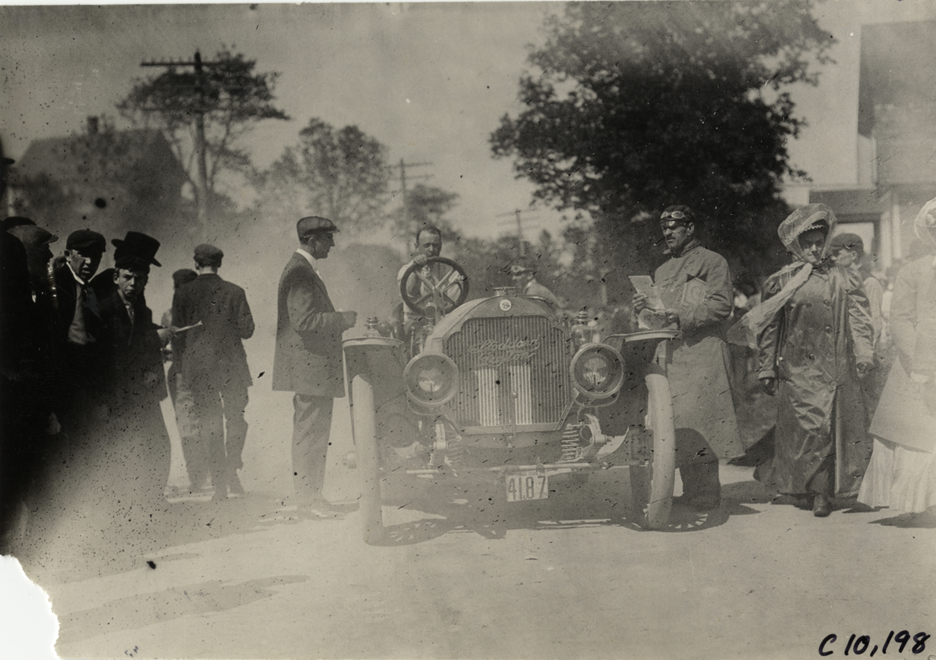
[{"left": 629, "top": 275, "right": 664, "bottom": 311}]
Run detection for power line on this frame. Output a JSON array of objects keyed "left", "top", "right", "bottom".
[{"left": 397, "top": 158, "right": 433, "bottom": 211}]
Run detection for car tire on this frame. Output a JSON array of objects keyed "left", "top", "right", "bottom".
[
  {"left": 628, "top": 365, "right": 676, "bottom": 529},
  {"left": 351, "top": 373, "right": 385, "bottom": 544}
]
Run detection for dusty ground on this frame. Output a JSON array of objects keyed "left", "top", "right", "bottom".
[{"left": 7, "top": 385, "right": 935, "bottom": 660}]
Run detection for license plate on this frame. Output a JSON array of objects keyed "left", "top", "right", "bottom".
[{"left": 506, "top": 470, "right": 548, "bottom": 502}]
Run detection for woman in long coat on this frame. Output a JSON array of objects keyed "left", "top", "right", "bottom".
[
  {"left": 859, "top": 199, "right": 936, "bottom": 513},
  {"left": 754, "top": 204, "right": 874, "bottom": 517}
]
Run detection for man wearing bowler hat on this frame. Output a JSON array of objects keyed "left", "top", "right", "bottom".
[
  {"left": 273, "top": 216, "right": 357, "bottom": 518},
  {"left": 172, "top": 243, "right": 255, "bottom": 501},
  {"left": 91, "top": 231, "right": 160, "bottom": 301},
  {"left": 96, "top": 232, "right": 172, "bottom": 514}
]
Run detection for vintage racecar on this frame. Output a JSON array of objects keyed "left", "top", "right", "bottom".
[{"left": 342, "top": 257, "right": 678, "bottom": 543}]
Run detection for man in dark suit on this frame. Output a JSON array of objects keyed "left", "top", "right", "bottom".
[
  {"left": 95, "top": 235, "right": 171, "bottom": 525},
  {"left": 172, "top": 244, "right": 255, "bottom": 501},
  {"left": 273, "top": 216, "right": 356, "bottom": 518},
  {"left": 52, "top": 229, "right": 108, "bottom": 429},
  {"left": 0, "top": 218, "right": 59, "bottom": 551}
]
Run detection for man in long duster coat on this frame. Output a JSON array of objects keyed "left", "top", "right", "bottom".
[
  {"left": 634, "top": 205, "right": 744, "bottom": 509},
  {"left": 756, "top": 204, "right": 874, "bottom": 516}
]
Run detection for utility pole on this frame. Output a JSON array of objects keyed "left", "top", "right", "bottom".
[
  {"left": 141, "top": 50, "right": 217, "bottom": 240},
  {"left": 496, "top": 209, "right": 539, "bottom": 257},
  {"left": 396, "top": 159, "right": 432, "bottom": 243},
  {"left": 397, "top": 158, "right": 432, "bottom": 210}
]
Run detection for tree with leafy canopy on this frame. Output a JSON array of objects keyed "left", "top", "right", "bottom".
[
  {"left": 252, "top": 118, "right": 391, "bottom": 235},
  {"left": 117, "top": 48, "right": 289, "bottom": 222},
  {"left": 490, "top": 0, "right": 835, "bottom": 300}
]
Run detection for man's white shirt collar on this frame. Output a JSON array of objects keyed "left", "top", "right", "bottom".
[{"left": 296, "top": 248, "right": 320, "bottom": 275}]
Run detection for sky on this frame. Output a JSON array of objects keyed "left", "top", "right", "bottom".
[
  {"left": 4, "top": 0, "right": 936, "bottom": 244},
  {"left": 0, "top": 2, "right": 569, "bottom": 239}
]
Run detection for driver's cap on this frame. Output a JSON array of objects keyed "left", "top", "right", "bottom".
[
  {"left": 297, "top": 216, "right": 339, "bottom": 239},
  {"left": 509, "top": 258, "right": 534, "bottom": 276}
]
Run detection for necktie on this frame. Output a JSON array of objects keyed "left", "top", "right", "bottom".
[{"left": 67, "top": 284, "right": 89, "bottom": 345}]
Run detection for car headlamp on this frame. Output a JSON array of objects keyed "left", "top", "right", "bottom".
[
  {"left": 570, "top": 343, "right": 625, "bottom": 399},
  {"left": 404, "top": 353, "right": 459, "bottom": 407}
]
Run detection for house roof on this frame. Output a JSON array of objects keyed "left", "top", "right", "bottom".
[{"left": 14, "top": 128, "right": 187, "bottom": 188}]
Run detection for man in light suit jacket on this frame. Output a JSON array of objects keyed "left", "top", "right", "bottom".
[{"left": 273, "top": 216, "right": 357, "bottom": 518}]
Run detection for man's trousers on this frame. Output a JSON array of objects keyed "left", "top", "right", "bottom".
[
  {"left": 168, "top": 366, "right": 206, "bottom": 488},
  {"left": 189, "top": 377, "right": 249, "bottom": 489},
  {"left": 291, "top": 393, "right": 334, "bottom": 506}
]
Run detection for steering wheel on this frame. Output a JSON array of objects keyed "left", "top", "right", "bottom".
[{"left": 400, "top": 257, "right": 469, "bottom": 319}]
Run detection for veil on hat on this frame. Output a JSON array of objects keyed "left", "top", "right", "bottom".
[
  {"left": 728, "top": 204, "right": 837, "bottom": 349},
  {"left": 913, "top": 196, "right": 936, "bottom": 246}
]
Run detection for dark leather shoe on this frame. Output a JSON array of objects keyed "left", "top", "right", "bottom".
[
  {"left": 793, "top": 494, "right": 815, "bottom": 510},
  {"left": 813, "top": 494, "right": 832, "bottom": 517}
]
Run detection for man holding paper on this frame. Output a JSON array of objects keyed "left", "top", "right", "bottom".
[
  {"left": 632, "top": 205, "right": 743, "bottom": 510},
  {"left": 172, "top": 244, "right": 255, "bottom": 501}
]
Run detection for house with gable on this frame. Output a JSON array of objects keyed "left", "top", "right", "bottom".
[{"left": 9, "top": 116, "right": 193, "bottom": 247}]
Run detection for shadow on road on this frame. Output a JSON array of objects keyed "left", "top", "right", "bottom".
[
  {"left": 13, "top": 491, "right": 314, "bottom": 584},
  {"left": 56, "top": 574, "right": 309, "bottom": 646},
  {"left": 865, "top": 509, "right": 936, "bottom": 528},
  {"left": 369, "top": 469, "right": 758, "bottom": 546}
]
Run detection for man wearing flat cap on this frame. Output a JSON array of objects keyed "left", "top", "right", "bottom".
[
  {"left": 273, "top": 216, "right": 357, "bottom": 518},
  {"left": 510, "top": 258, "right": 561, "bottom": 308},
  {"left": 173, "top": 243, "right": 255, "bottom": 501},
  {"left": 8, "top": 224, "right": 58, "bottom": 298},
  {"left": 830, "top": 231, "right": 888, "bottom": 422},
  {"left": 830, "top": 232, "right": 884, "bottom": 349},
  {"left": 162, "top": 269, "right": 203, "bottom": 493},
  {"left": 51, "top": 228, "right": 109, "bottom": 426}
]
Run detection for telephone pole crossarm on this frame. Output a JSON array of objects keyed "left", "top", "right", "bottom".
[{"left": 496, "top": 208, "right": 539, "bottom": 257}]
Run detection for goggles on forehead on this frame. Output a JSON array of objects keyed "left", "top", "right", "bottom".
[{"left": 660, "top": 210, "right": 687, "bottom": 221}]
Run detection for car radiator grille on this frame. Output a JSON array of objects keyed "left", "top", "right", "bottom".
[{"left": 444, "top": 316, "right": 571, "bottom": 429}]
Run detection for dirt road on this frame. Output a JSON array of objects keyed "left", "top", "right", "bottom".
[{"left": 9, "top": 389, "right": 936, "bottom": 660}]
